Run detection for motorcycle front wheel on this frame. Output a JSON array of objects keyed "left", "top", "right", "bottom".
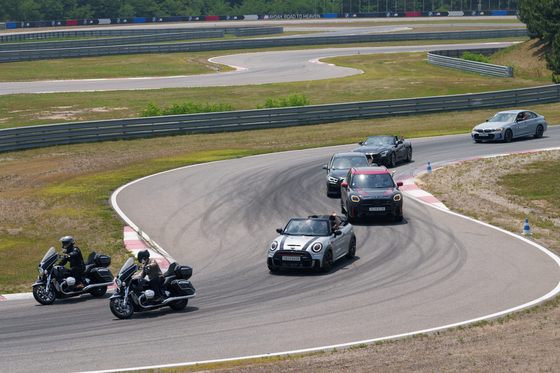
[
  {"left": 33, "top": 284, "right": 56, "bottom": 305},
  {"left": 110, "top": 296, "right": 134, "bottom": 319}
]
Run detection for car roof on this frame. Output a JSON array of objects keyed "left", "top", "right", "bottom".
[
  {"left": 350, "top": 166, "right": 389, "bottom": 174},
  {"left": 333, "top": 152, "right": 367, "bottom": 158},
  {"left": 496, "top": 110, "right": 533, "bottom": 114}
]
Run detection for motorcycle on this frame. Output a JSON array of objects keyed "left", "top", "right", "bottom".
[
  {"left": 32, "top": 247, "right": 115, "bottom": 305},
  {"left": 109, "top": 257, "right": 196, "bottom": 319}
]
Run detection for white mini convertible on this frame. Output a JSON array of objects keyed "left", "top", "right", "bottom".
[{"left": 267, "top": 215, "right": 356, "bottom": 273}]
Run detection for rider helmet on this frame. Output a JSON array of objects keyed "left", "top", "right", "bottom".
[
  {"left": 137, "top": 250, "right": 150, "bottom": 264},
  {"left": 60, "top": 236, "right": 75, "bottom": 253}
]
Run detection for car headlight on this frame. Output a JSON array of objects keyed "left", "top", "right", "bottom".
[
  {"left": 311, "top": 242, "right": 323, "bottom": 253},
  {"left": 351, "top": 195, "right": 361, "bottom": 203},
  {"left": 380, "top": 151, "right": 389, "bottom": 157},
  {"left": 38, "top": 267, "right": 44, "bottom": 276},
  {"left": 328, "top": 176, "right": 339, "bottom": 183},
  {"left": 393, "top": 193, "right": 402, "bottom": 202},
  {"left": 270, "top": 241, "right": 278, "bottom": 251},
  {"left": 496, "top": 128, "right": 503, "bottom": 131}
]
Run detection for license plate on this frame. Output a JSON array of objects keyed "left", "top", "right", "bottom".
[
  {"left": 479, "top": 133, "right": 488, "bottom": 137},
  {"left": 369, "top": 207, "right": 385, "bottom": 211},
  {"left": 283, "top": 256, "right": 301, "bottom": 261}
]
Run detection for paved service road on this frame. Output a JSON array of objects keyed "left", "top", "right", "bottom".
[{"left": 2, "top": 128, "right": 558, "bottom": 373}]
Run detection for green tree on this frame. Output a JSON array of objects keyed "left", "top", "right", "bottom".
[{"left": 518, "top": 0, "right": 560, "bottom": 83}]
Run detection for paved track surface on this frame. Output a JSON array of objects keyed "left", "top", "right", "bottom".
[
  {"left": 0, "top": 42, "right": 519, "bottom": 95},
  {"left": 2, "top": 128, "right": 559, "bottom": 373}
]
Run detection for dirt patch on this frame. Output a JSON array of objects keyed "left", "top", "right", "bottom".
[{"left": 35, "top": 106, "right": 128, "bottom": 120}]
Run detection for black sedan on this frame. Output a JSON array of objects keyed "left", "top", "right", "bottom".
[
  {"left": 352, "top": 135, "right": 412, "bottom": 167},
  {"left": 340, "top": 166, "right": 404, "bottom": 222},
  {"left": 322, "top": 152, "right": 369, "bottom": 196}
]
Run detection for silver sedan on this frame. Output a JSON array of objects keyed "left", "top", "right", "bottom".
[{"left": 471, "top": 110, "right": 547, "bottom": 143}]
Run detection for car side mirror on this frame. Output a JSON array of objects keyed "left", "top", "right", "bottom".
[
  {"left": 341, "top": 182, "right": 348, "bottom": 188},
  {"left": 397, "top": 181, "right": 403, "bottom": 188},
  {"left": 322, "top": 165, "right": 328, "bottom": 170},
  {"left": 397, "top": 140, "right": 403, "bottom": 144},
  {"left": 358, "top": 141, "right": 363, "bottom": 146},
  {"left": 333, "top": 230, "right": 342, "bottom": 236},
  {"left": 276, "top": 228, "right": 283, "bottom": 234},
  {"left": 486, "top": 119, "right": 489, "bottom": 122}
]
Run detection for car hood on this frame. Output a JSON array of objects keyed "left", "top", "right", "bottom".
[
  {"left": 328, "top": 169, "right": 350, "bottom": 179},
  {"left": 277, "top": 235, "right": 324, "bottom": 251},
  {"left": 353, "top": 145, "right": 391, "bottom": 154},
  {"left": 474, "top": 121, "right": 510, "bottom": 130},
  {"left": 354, "top": 187, "right": 397, "bottom": 197}
]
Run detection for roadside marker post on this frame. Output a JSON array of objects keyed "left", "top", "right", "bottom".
[{"left": 523, "top": 218, "right": 531, "bottom": 235}]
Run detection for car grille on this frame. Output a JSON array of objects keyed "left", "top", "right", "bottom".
[
  {"left": 271, "top": 250, "right": 313, "bottom": 268},
  {"left": 473, "top": 133, "right": 496, "bottom": 139},
  {"left": 474, "top": 129, "right": 495, "bottom": 133}
]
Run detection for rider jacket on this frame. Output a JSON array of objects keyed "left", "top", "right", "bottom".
[
  {"left": 140, "top": 258, "right": 163, "bottom": 281},
  {"left": 58, "top": 246, "right": 85, "bottom": 269}
]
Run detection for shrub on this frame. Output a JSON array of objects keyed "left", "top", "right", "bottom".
[
  {"left": 461, "top": 52, "right": 491, "bottom": 64},
  {"left": 256, "top": 93, "right": 310, "bottom": 109},
  {"left": 141, "top": 101, "right": 236, "bottom": 117}
]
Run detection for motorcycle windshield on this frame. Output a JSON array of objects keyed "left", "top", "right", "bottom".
[
  {"left": 119, "top": 257, "right": 135, "bottom": 275},
  {"left": 41, "top": 247, "right": 56, "bottom": 263}
]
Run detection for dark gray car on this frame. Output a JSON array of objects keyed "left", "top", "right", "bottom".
[{"left": 323, "top": 152, "right": 370, "bottom": 196}]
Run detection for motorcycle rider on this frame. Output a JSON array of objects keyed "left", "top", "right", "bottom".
[
  {"left": 57, "top": 236, "right": 86, "bottom": 289},
  {"left": 137, "top": 250, "right": 164, "bottom": 303}
]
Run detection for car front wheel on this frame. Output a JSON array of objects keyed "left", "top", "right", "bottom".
[
  {"left": 321, "top": 250, "right": 333, "bottom": 273},
  {"left": 389, "top": 153, "right": 396, "bottom": 168},
  {"left": 504, "top": 129, "right": 513, "bottom": 143},
  {"left": 406, "top": 148, "right": 412, "bottom": 162},
  {"left": 345, "top": 237, "right": 356, "bottom": 259}
]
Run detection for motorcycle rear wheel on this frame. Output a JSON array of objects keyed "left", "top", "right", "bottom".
[
  {"left": 89, "top": 286, "right": 107, "bottom": 297},
  {"left": 110, "top": 297, "right": 134, "bottom": 319},
  {"left": 168, "top": 299, "right": 188, "bottom": 311},
  {"left": 33, "top": 284, "right": 56, "bottom": 305}
]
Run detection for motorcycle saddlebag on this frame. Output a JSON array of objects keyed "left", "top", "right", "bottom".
[
  {"left": 175, "top": 265, "right": 192, "bottom": 280},
  {"left": 91, "top": 267, "right": 114, "bottom": 283},
  {"left": 94, "top": 254, "right": 111, "bottom": 267},
  {"left": 171, "top": 279, "right": 195, "bottom": 295}
]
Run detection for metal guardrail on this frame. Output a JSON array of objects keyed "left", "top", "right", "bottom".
[
  {"left": 0, "top": 30, "right": 226, "bottom": 51},
  {"left": 428, "top": 49, "right": 513, "bottom": 77},
  {"left": 0, "top": 23, "right": 6, "bottom": 30},
  {"left": 0, "top": 28, "right": 526, "bottom": 63},
  {"left": 0, "top": 27, "right": 276, "bottom": 43},
  {"left": 1, "top": 84, "right": 558, "bottom": 153}
]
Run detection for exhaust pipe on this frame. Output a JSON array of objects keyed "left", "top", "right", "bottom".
[
  {"left": 139, "top": 293, "right": 197, "bottom": 309},
  {"left": 58, "top": 281, "right": 114, "bottom": 295}
]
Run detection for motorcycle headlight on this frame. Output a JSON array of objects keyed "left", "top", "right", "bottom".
[
  {"left": 116, "top": 278, "right": 122, "bottom": 287},
  {"left": 351, "top": 195, "right": 361, "bottom": 203},
  {"left": 311, "top": 242, "right": 323, "bottom": 253},
  {"left": 393, "top": 193, "right": 402, "bottom": 202},
  {"left": 270, "top": 241, "right": 278, "bottom": 251},
  {"left": 38, "top": 267, "right": 44, "bottom": 276}
]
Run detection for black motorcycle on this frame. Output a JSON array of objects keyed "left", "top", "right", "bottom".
[
  {"left": 32, "top": 247, "right": 115, "bottom": 305},
  {"left": 109, "top": 257, "right": 196, "bottom": 319}
]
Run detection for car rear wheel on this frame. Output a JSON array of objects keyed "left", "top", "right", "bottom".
[
  {"left": 504, "top": 129, "right": 513, "bottom": 143},
  {"left": 534, "top": 125, "right": 544, "bottom": 138},
  {"left": 406, "top": 148, "right": 412, "bottom": 162},
  {"left": 345, "top": 237, "right": 356, "bottom": 259}
]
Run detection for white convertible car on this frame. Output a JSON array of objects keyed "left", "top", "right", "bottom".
[{"left": 267, "top": 215, "right": 356, "bottom": 273}]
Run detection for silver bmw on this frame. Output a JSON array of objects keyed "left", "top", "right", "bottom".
[
  {"left": 267, "top": 215, "right": 356, "bottom": 273},
  {"left": 471, "top": 110, "right": 547, "bottom": 143}
]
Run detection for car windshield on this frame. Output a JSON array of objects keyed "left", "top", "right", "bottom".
[
  {"left": 489, "top": 113, "right": 517, "bottom": 123},
  {"left": 332, "top": 156, "right": 369, "bottom": 169},
  {"left": 363, "top": 136, "right": 395, "bottom": 146},
  {"left": 283, "top": 219, "right": 331, "bottom": 236},
  {"left": 351, "top": 173, "right": 395, "bottom": 188}
]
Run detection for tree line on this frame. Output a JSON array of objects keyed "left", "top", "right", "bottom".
[
  {"left": 1, "top": 0, "right": 518, "bottom": 23},
  {"left": 518, "top": 0, "right": 560, "bottom": 82}
]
